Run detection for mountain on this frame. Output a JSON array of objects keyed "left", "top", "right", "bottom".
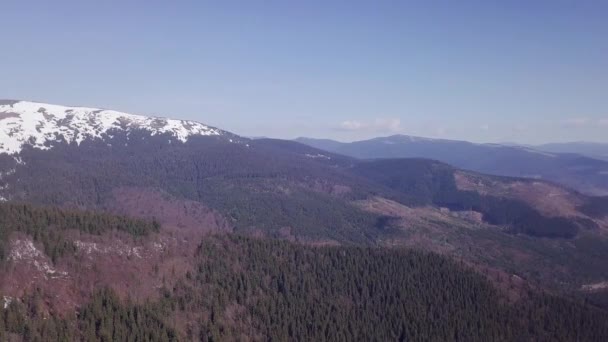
[
  {"left": 2, "top": 100, "right": 608, "bottom": 339},
  {"left": 296, "top": 135, "right": 608, "bottom": 196},
  {"left": 535, "top": 141, "right": 608, "bottom": 161},
  {"left": 0, "top": 100, "right": 238, "bottom": 155}
]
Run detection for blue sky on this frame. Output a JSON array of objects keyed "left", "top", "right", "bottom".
[{"left": 1, "top": 1, "right": 607, "bottom": 143}]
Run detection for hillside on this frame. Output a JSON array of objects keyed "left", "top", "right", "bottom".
[
  {"left": 297, "top": 135, "right": 608, "bottom": 196},
  {"left": 3, "top": 214, "right": 608, "bottom": 341},
  {"left": 2, "top": 101, "right": 608, "bottom": 339}
]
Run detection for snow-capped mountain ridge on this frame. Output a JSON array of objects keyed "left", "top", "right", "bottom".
[{"left": 0, "top": 100, "right": 224, "bottom": 154}]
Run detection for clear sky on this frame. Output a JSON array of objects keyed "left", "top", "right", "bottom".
[{"left": 1, "top": 1, "right": 607, "bottom": 144}]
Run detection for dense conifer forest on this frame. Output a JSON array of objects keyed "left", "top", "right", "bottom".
[
  {"left": 0, "top": 288, "right": 177, "bottom": 341},
  {"left": 170, "top": 236, "right": 608, "bottom": 341},
  {"left": 2, "top": 222, "right": 608, "bottom": 340}
]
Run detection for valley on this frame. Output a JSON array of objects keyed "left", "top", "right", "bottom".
[{"left": 297, "top": 135, "right": 608, "bottom": 196}]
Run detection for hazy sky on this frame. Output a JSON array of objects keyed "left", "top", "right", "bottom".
[{"left": 1, "top": 1, "right": 607, "bottom": 143}]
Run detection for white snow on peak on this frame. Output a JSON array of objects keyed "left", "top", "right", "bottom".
[
  {"left": 305, "top": 153, "right": 331, "bottom": 160},
  {"left": 377, "top": 135, "right": 437, "bottom": 144},
  {"left": 0, "top": 100, "right": 224, "bottom": 154}
]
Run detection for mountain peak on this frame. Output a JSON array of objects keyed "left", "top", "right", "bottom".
[{"left": 0, "top": 100, "right": 224, "bottom": 154}]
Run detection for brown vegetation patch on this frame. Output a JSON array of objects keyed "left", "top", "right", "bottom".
[
  {"left": 108, "top": 187, "right": 232, "bottom": 234},
  {"left": 357, "top": 196, "right": 481, "bottom": 229},
  {"left": 0, "top": 229, "right": 199, "bottom": 315},
  {"left": 455, "top": 171, "right": 585, "bottom": 218},
  {"left": 0, "top": 188, "right": 235, "bottom": 317}
]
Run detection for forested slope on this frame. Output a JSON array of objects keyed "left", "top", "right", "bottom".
[
  {"left": 3, "top": 234, "right": 608, "bottom": 341},
  {"left": 1, "top": 133, "right": 599, "bottom": 242},
  {"left": 0, "top": 132, "right": 398, "bottom": 244}
]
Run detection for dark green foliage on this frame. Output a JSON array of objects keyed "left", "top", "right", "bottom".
[
  {"left": 196, "top": 178, "right": 394, "bottom": 243},
  {"left": 79, "top": 289, "right": 177, "bottom": 342},
  {"left": 172, "top": 235, "right": 608, "bottom": 341},
  {"left": 0, "top": 289, "right": 175, "bottom": 341},
  {"left": 0, "top": 202, "right": 160, "bottom": 262},
  {"left": 522, "top": 293, "right": 608, "bottom": 341},
  {"left": 0, "top": 289, "right": 73, "bottom": 341},
  {"left": 350, "top": 158, "right": 457, "bottom": 206}
]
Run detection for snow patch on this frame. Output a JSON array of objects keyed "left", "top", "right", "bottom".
[
  {"left": 74, "top": 240, "right": 159, "bottom": 258},
  {"left": 581, "top": 281, "right": 608, "bottom": 292},
  {"left": 522, "top": 175, "right": 543, "bottom": 179},
  {"left": 381, "top": 135, "right": 436, "bottom": 143},
  {"left": 9, "top": 239, "right": 44, "bottom": 260},
  {"left": 8, "top": 239, "right": 67, "bottom": 278},
  {"left": 152, "top": 242, "right": 165, "bottom": 252},
  {"left": 0, "top": 178, "right": 10, "bottom": 201},
  {"left": 2, "top": 296, "right": 12, "bottom": 309},
  {"left": 0, "top": 168, "right": 16, "bottom": 178},
  {"left": 0, "top": 100, "right": 225, "bottom": 155},
  {"left": 305, "top": 153, "right": 331, "bottom": 160}
]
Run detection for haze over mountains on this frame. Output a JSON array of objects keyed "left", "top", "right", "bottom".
[
  {"left": 534, "top": 142, "right": 608, "bottom": 161},
  {"left": 297, "top": 135, "right": 608, "bottom": 196},
  {"left": 2, "top": 100, "right": 608, "bottom": 340}
]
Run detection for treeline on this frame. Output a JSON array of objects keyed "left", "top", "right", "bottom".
[
  {"left": 0, "top": 202, "right": 160, "bottom": 262},
  {"left": 352, "top": 159, "right": 585, "bottom": 238}
]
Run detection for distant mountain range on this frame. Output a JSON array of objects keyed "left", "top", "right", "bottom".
[
  {"left": 296, "top": 135, "right": 608, "bottom": 196},
  {"left": 534, "top": 142, "right": 608, "bottom": 161}
]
